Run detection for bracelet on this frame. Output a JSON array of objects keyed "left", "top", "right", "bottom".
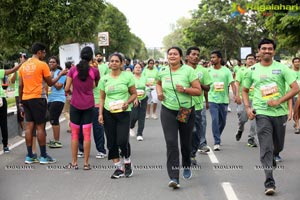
[{"left": 183, "top": 87, "right": 186, "bottom": 93}]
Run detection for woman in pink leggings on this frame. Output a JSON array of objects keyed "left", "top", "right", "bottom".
[{"left": 65, "top": 46, "right": 100, "bottom": 170}]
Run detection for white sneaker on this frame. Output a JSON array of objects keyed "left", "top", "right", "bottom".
[
  {"left": 137, "top": 136, "right": 143, "bottom": 141},
  {"left": 77, "top": 151, "right": 84, "bottom": 158},
  {"left": 130, "top": 129, "right": 136, "bottom": 137},
  {"left": 146, "top": 114, "right": 150, "bottom": 119},
  {"left": 213, "top": 144, "right": 220, "bottom": 151},
  {"left": 96, "top": 152, "right": 107, "bottom": 159},
  {"left": 227, "top": 106, "right": 231, "bottom": 112},
  {"left": 152, "top": 113, "right": 158, "bottom": 119}
]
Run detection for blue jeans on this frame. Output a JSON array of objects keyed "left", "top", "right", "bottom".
[
  {"left": 191, "top": 109, "right": 202, "bottom": 157},
  {"left": 199, "top": 107, "right": 207, "bottom": 148},
  {"left": 92, "top": 107, "right": 106, "bottom": 154},
  {"left": 209, "top": 102, "right": 228, "bottom": 145}
]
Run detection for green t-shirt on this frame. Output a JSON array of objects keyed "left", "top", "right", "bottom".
[
  {"left": 14, "top": 72, "right": 19, "bottom": 97},
  {"left": 243, "top": 61, "right": 296, "bottom": 116},
  {"left": 0, "top": 70, "right": 5, "bottom": 97},
  {"left": 234, "top": 65, "right": 241, "bottom": 74},
  {"left": 235, "top": 66, "right": 248, "bottom": 98},
  {"left": 193, "top": 65, "right": 212, "bottom": 110},
  {"left": 142, "top": 66, "right": 159, "bottom": 87},
  {"left": 99, "top": 71, "right": 135, "bottom": 112},
  {"left": 208, "top": 66, "right": 234, "bottom": 104},
  {"left": 134, "top": 75, "right": 147, "bottom": 100},
  {"left": 158, "top": 64, "right": 198, "bottom": 110},
  {"left": 94, "top": 64, "right": 109, "bottom": 105},
  {"left": 241, "top": 68, "right": 255, "bottom": 100}
]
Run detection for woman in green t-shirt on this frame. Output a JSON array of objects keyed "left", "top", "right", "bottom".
[
  {"left": 130, "top": 63, "right": 148, "bottom": 141},
  {"left": 98, "top": 53, "right": 137, "bottom": 179},
  {"left": 157, "top": 47, "right": 201, "bottom": 189}
]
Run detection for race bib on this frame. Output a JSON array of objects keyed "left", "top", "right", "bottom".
[
  {"left": 260, "top": 82, "right": 279, "bottom": 100},
  {"left": 147, "top": 78, "right": 155, "bottom": 86},
  {"left": 136, "top": 89, "right": 145, "bottom": 98},
  {"left": 109, "top": 100, "right": 124, "bottom": 113},
  {"left": 214, "top": 82, "right": 224, "bottom": 92},
  {"left": 249, "top": 84, "right": 254, "bottom": 92}
]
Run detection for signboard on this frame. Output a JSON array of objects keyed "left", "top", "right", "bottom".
[
  {"left": 59, "top": 43, "right": 80, "bottom": 69},
  {"left": 98, "top": 32, "right": 109, "bottom": 46},
  {"left": 240, "top": 47, "right": 252, "bottom": 60}
]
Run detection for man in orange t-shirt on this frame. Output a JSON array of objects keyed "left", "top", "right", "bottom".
[{"left": 19, "top": 42, "right": 67, "bottom": 164}]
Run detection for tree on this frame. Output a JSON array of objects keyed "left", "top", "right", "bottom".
[
  {"left": 0, "top": 0, "right": 106, "bottom": 56},
  {"left": 255, "top": 0, "right": 300, "bottom": 55},
  {"left": 163, "top": 0, "right": 270, "bottom": 61}
]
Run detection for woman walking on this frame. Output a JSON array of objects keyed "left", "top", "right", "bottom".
[
  {"left": 130, "top": 63, "right": 148, "bottom": 141},
  {"left": 157, "top": 47, "right": 201, "bottom": 189},
  {"left": 98, "top": 53, "right": 137, "bottom": 179}
]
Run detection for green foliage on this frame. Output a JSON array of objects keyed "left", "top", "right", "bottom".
[
  {"left": 256, "top": 0, "right": 300, "bottom": 55},
  {"left": 0, "top": 0, "right": 106, "bottom": 56},
  {"left": 163, "top": 0, "right": 276, "bottom": 61}
]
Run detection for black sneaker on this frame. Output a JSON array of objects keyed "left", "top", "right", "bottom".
[
  {"left": 247, "top": 138, "right": 257, "bottom": 147},
  {"left": 3, "top": 146, "right": 10, "bottom": 153},
  {"left": 111, "top": 168, "right": 124, "bottom": 179},
  {"left": 235, "top": 131, "right": 242, "bottom": 141},
  {"left": 191, "top": 157, "right": 197, "bottom": 166},
  {"left": 124, "top": 163, "right": 133, "bottom": 178}
]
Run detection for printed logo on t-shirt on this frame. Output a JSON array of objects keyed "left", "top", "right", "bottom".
[
  {"left": 260, "top": 75, "right": 268, "bottom": 80},
  {"left": 272, "top": 70, "right": 281, "bottom": 74},
  {"left": 198, "top": 72, "right": 203, "bottom": 79},
  {"left": 108, "top": 85, "right": 115, "bottom": 91}
]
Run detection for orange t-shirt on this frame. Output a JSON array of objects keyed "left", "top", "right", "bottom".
[{"left": 19, "top": 58, "right": 51, "bottom": 100}]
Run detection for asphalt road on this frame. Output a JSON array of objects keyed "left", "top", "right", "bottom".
[{"left": 0, "top": 103, "right": 299, "bottom": 200}]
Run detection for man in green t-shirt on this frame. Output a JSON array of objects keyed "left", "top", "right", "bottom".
[
  {"left": 235, "top": 53, "right": 258, "bottom": 147},
  {"left": 291, "top": 57, "right": 300, "bottom": 134},
  {"left": 185, "top": 46, "right": 212, "bottom": 165},
  {"left": 242, "top": 38, "right": 299, "bottom": 196},
  {"left": 92, "top": 52, "right": 109, "bottom": 159},
  {"left": 208, "top": 50, "right": 238, "bottom": 151}
]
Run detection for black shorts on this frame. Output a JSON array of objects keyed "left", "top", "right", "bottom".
[
  {"left": 70, "top": 105, "right": 93, "bottom": 125},
  {"left": 23, "top": 98, "right": 47, "bottom": 124},
  {"left": 48, "top": 101, "right": 65, "bottom": 125}
]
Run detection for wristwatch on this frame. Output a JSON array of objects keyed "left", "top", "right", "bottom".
[{"left": 183, "top": 87, "right": 186, "bottom": 93}]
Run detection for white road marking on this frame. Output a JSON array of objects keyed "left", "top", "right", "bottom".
[
  {"left": 207, "top": 146, "right": 219, "bottom": 163},
  {"left": 222, "top": 182, "right": 239, "bottom": 200}
]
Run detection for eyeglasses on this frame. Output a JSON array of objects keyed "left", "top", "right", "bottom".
[
  {"left": 149, "top": 62, "right": 154, "bottom": 64},
  {"left": 49, "top": 61, "right": 56, "bottom": 63}
]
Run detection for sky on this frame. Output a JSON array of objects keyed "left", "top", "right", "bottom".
[{"left": 106, "top": 0, "right": 199, "bottom": 48}]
